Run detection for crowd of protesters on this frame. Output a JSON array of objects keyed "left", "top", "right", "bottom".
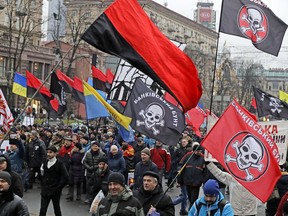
[{"left": 0, "top": 119, "right": 288, "bottom": 216}]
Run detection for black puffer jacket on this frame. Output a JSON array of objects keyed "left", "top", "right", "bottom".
[
  {"left": 133, "top": 185, "right": 175, "bottom": 216},
  {"left": 0, "top": 187, "right": 29, "bottom": 216},
  {"left": 0, "top": 154, "right": 23, "bottom": 198},
  {"left": 25, "top": 138, "right": 46, "bottom": 168}
]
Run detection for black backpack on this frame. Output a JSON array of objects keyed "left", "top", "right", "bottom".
[{"left": 195, "top": 199, "right": 228, "bottom": 216}]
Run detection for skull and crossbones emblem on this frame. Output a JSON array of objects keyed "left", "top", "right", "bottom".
[
  {"left": 269, "top": 97, "right": 283, "bottom": 113},
  {"left": 225, "top": 134, "right": 264, "bottom": 181},
  {"left": 238, "top": 6, "right": 268, "bottom": 43},
  {"left": 136, "top": 103, "right": 165, "bottom": 135}
]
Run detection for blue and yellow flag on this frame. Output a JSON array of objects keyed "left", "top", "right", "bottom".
[
  {"left": 279, "top": 90, "right": 288, "bottom": 103},
  {"left": 83, "top": 80, "right": 131, "bottom": 129},
  {"left": 12, "top": 73, "right": 27, "bottom": 97}
]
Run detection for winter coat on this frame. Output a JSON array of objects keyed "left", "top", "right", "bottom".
[
  {"left": 69, "top": 151, "right": 85, "bottom": 184},
  {"left": 25, "top": 137, "right": 46, "bottom": 168},
  {"left": 40, "top": 159, "right": 69, "bottom": 196},
  {"left": 0, "top": 187, "right": 29, "bottom": 216},
  {"left": 133, "top": 185, "right": 175, "bottom": 216},
  {"left": 150, "top": 146, "right": 171, "bottom": 172},
  {"left": 207, "top": 162, "right": 257, "bottom": 215},
  {"left": 6, "top": 139, "right": 25, "bottom": 174},
  {"left": 133, "top": 144, "right": 147, "bottom": 165},
  {"left": 108, "top": 151, "right": 126, "bottom": 175},
  {"left": 179, "top": 152, "right": 205, "bottom": 187},
  {"left": 188, "top": 191, "right": 234, "bottom": 216},
  {"left": 90, "top": 168, "right": 112, "bottom": 197},
  {"left": 83, "top": 149, "right": 106, "bottom": 177},
  {"left": 134, "top": 160, "right": 158, "bottom": 190},
  {"left": 96, "top": 185, "right": 145, "bottom": 216},
  {"left": 0, "top": 154, "right": 24, "bottom": 198},
  {"left": 58, "top": 143, "right": 75, "bottom": 171}
]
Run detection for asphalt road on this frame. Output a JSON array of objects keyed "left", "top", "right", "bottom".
[{"left": 23, "top": 182, "right": 266, "bottom": 216}]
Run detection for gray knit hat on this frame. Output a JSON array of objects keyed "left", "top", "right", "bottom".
[
  {"left": 141, "top": 147, "right": 151, "bottom": 157},
  {"left": 0, "top": 171, "right": 11, "bottom": 185}
]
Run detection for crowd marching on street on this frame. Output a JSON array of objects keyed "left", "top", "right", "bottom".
[{"left": 0, "top": 119, "right": 286, "bottom": 216}]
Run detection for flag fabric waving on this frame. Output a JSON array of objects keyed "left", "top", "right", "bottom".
[
  {"left": 72, "top": 76, "right": 85, "bottom": 104},
  {"left": 0, "top": 89, "right": 14, "bottom": 132},
  {"left": 201, "top": 100, "right": 281, "bottom": 202},
  {"left": 83, "top": 80, "right": 131, "bottom": 130},
  {"left": 124, "top": 79, "right": 185, "bottom": 146},
  {"left": 279, "top": 90, "right": 288, "bottom": 103},
  {"left": 55, "top": 70, "right": 74, "bottom": 93},
  {"left": 50, "top": 71, "right": 67, "bottom": 116},
  {"left": 253, "top": 86, "right": 288, "bottom": 119},
  {"left": 185, "top": 106, "right": 207, "bottom": 137},
  {"left": 83, "top": 82, "right": 109, "bottom": 119},
  {"left": 219, "top": 0, "right": 288, "bottom": 56},
  {"left": 26, "top": 71, "right": 59, "bottom": 114},
  {"left": 81, "top": 0, "right": 202, "bottom": 112},
  {"left": 92, "top": 65, "right": 108, "bottom": 93},
  {"left": 12, "top": 73, "right": 27, "bottom": 97}
]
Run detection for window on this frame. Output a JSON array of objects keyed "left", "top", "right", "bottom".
[{"left": 0, "top": 57, "right": 5, "bottom": 77}]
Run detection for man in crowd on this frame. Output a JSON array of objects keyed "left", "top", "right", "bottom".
[
  {"left": 25, "top": 130, "right": 46, "bottom": 189},
  {"left": 96, "top": 172, "right": 145, "bottom": 216},
  {"left": 133, "top": 171, "right": 174, "bottom": 215},
  {"left": 150, "top": 140, "right": 171, "bottom": 184},
  {"left": 188, "top": 179, "right": 234, "bottom": 216},
  {"left": 134, "top": 148, "right": 158, "bottom": 190},
  {"left": 39, "top": 146, "right": 69, "bottom": 216},
  {"left": 0, "top": 171, "right": 29, "bottom": 215}
]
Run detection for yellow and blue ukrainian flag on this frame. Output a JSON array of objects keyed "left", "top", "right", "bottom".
[{"left": 12, "top": 73, "right": 27, "bottom": 97}]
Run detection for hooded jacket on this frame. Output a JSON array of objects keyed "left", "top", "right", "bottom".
[
  {"left": 96, "top": 185, "right": 145, "bottom": 216},
  {"left": 0, "top": 154, "right": 23, "bottom": 198}
]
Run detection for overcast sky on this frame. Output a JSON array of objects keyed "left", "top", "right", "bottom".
[{"left": 153, "top": 0, "right": 288, "bottom": 67}]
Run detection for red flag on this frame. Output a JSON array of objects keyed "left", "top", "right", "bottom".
[
  {"left": 0, "top": 89, "right": 14, "bottom": 132},
  {"left": 26, "top": 70, "right": 59, "bottom": 113},
  {"left": 185, "top": 106, "right": 206, "bottom": 137},
  {"left": 81, "top": 0, "right": 202, "bottom": 112},
  {"left": 201, "top": 100, "right": 281, "bottom": 202},
  {"left": 72, "top": 76, "right": 85, "bottom": 103},
  {"left": 92, "top": 66, "right": 107, "bottom": 92},
  {"left": 56, "top": 70, "right": 74, "bottom": 93}
]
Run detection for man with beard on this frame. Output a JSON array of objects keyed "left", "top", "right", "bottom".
[
  {"left": 133, "top": 171, "right": 174, "bottom": 216},
  {"left": 96, "top": 172, "right": 145, "bottom": 216},
  {"left": 39, "top": 146, "right": 69, "bottom": 216},
  {"left": 0, "top": 171, "right": 29, "bottom": 215},
  {"left": 188, "top": 179, "right": 234, "bottom": 216}
]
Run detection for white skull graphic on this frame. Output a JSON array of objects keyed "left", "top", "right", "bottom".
[
  {"left": 247, "top": 8, "right": 263, "bottom": 34},
  {"left": 144, "top": 103, "right": 165, "bottom": 128},
  {"left": 236, "top": 135, "right": 264, "bottom": 170}
]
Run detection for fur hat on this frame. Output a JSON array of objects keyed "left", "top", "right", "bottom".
[
  {"left": 108, "top": 172, "right": 125, "bottom": 187},
  {"left": 0, "top": 171, "right": 11, "bottom": 185},
  {"left": 141, "top": 148, "right": 151, "bottom": 157},
  {"left": 203, "top": 179, "right": 219, "bottom": 196}
]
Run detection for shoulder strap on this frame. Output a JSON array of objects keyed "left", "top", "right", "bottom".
[
  {"left": 211, "top": 199, "right": 228, "bottom": 215},
  {"left": 195, "top": 201, "right": 202, "bottom": 215}
]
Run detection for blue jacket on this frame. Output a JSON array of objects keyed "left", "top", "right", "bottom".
[
  {"left": 107, "top": 150, "right": 126, "bottom": 175},
  {"left": 6, "top": 140, "right": 25, "bottom": 174},
  {"left": 188, "top": 192, "right": 234, "bottom": 216}
]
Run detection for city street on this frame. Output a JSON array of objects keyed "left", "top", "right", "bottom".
[{"left": 23, "top": 182, "right": 266, "bottom": 216}]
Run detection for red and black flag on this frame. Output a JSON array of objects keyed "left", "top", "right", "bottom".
[
  {"left": 92, "top": 65, "right": 107, "bottom": 93},
  {"left": 220, "top": 0, "right": 287, "bottom": 56},
  {"left": 55, "top": 70, "right": 74, "bottom": 93},
  {"left": 72, "top": 76, "right": 85, "bottom": 104},
  {"left": 201, "top": 100, "right": 281, "bottom": 202},
  {"left": 81, "top": 0, "right": 202, "bottom": 112},
  {"left": 26, "top": 70, "right": 59, "bottom": 114},
  {"left": 50, "top": 71, "right": 67, "bottom": 116},
  {"left": 253, "top": 86, "right": 288, "bottom": 119},
  {"left": 106, "top": 68, "right": 114, "bottom": 93},
  {"left": 123, "top": 79, "right": 185, "bottom": 146}
]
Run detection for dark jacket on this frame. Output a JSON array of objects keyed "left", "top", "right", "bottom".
[
  {"left": 6, "top": 139, "right": 25, "bottom": 174},
  {"left": 108, "top": 151, "right": 126, "bottom": 175},
  {"left": 0, "top": 154, "right": 23, "bottom": 198},
  {"left": 0, "top": 187, "right": 29, "bottom": 216},
  {"left": 69, "top": 151, "right": 85, "bottom": 184},
  {"left": 134, "top": 160, "right": 158, "bottom": 190},
  {"left": 25, "top": 137, "right": 46, "bottom": 168},
  {"left": 83, "top": 149, "right": 105, "bottom": 177},
  {"left": 90, "top": 167, "right": 112, "bottom": 197},
  {"left": 133, "top": 144, "right": 147, "bottom": 165},
  {"left": 40, "top": 158, "right": 69, "bottom": 196},
  {"left": 96, "top": 185, "right": 145, "bottom": 216},
  {"left": 133, "top": 185, "right": 175, "bottom": 216}
]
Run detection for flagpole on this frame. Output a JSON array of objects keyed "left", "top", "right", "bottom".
[
  {"left": 154, "top": 145, "right": 201, "bottom": 208},
  {"left": 0, "top": 44, "right": 76, "bottom": 147},
  {"left": 209, "top": 0, "right": 225, "bottom": 114}
]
